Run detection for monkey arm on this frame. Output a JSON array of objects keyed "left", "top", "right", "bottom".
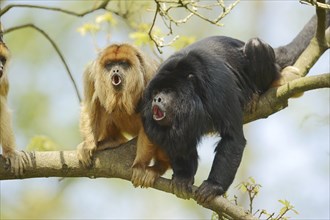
[
  {"left": 0, "top": 97, "right": 29, "bottom": 175},
  {"left": 0, "top": 97, "right": 16, "bottom": 155}
]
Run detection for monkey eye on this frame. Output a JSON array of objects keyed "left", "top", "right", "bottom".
[
  {"left": 104, "top": 60, "right": 130, "bottom": 70},
  {"left": 0, "top": 57, "right": 6, "bottom": 65},
  {"left": 118, "top": 60, "right": 130, "bottom": 69}
]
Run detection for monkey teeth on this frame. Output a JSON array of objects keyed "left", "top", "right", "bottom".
[
  {"left": 152, "top": 105, "right": 166, "bottom": 121},
  {"left": 111, "top": 74, "right": 122, "bottom": 86}
]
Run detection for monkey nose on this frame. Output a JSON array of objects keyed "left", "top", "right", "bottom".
[{"left": 153, "top": 95, "right": 162, "bottom": 103}]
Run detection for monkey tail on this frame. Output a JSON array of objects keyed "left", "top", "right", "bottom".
[{"left": 274, "top": 9, "right": 329, "bottom": 69}]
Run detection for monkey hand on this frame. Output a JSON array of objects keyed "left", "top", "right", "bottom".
[
  {"left": 171, "top": 175, "right": 194, "bottom": 200},
  {"left": 131, "top": 165, "right": 159, "bottom": 188},
  {"left": 3, "top": 150, "right": 30, "bottom": 176},
  {"left": 195, "top": 180, "right": 224, "bottom": 204},
  {"left": 77, "top": 142, "right": 96, "bottom": 168}
]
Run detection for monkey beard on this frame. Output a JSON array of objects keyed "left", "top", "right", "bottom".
[{"left": 94, "top": 64, "right": 146, "bottom": 115}]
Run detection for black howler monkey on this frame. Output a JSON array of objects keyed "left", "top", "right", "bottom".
[{"left": 139, "top": 14, "right": 328, "bottom": 203}]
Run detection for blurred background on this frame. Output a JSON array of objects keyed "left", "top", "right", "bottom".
[{"left": 0, "top": 0, "right": 329, "bottom": 219}]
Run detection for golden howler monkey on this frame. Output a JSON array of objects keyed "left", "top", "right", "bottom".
[{"left": 77, "top": 44, "right": 170, "bottom": 187}]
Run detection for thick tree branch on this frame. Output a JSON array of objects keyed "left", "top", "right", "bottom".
[
  {"left": 0, "top": 73, "right": 328, "bottom": 219},
  {"left": 294, "top": 0, "right": 329, "bottom": 76},
  {"left": 0, "top": 139, "right": 256, "bottom": 220},
  {"left": 0, "top": 1, "right": 329, "bottom": 219},
  {"left": 244, "top": 73, "right": 330, "bottom": 123}
]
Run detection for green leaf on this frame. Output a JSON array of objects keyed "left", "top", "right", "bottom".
[
  {"left": 77, "top": 23, "right": 100, "bottom": 36},
  {"left": 249, "top": 176, "right": 256, "bottom": 184},
  {"left": 95, "top": 13, "right": 117, "bottom": 26},
  {"left": 279, "top": 199, "right": 290, "bottom": 206}
]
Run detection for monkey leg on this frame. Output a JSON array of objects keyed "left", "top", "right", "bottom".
[
  {"left": 76, "top": 141, "right": 97, "bottom": 168},
  {"left": 195, "top": 136, "right": 245, "bottom": 204},
  {"left": 132, "top": 128, "right": 162, "bottom": 188},
  {"left": 0, "top": 101, "right": 28, "bottom": 175},
  {"left": 170, "top": 150, "right": 198, "bottom": 200},
  {"left": 77, "top": 102, "right": 104, "bottom": 168},
  {"left": 140, "top": 148, "right": 170, "bottom": 188},
  {"left": 271, "top": 66, "right": 303, "bottom": 97},
  {"left": 96, "top": 137, "right": 127, "bottom": 150}
]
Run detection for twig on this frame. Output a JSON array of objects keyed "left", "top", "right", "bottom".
[
  {"left": 149, "top": 3, "right": 163, "bottom": 54},
  {"left": 300, "top": 0, "right": 330, "bottom": 9},
  {"left": 151, "top": 0, "right": 239, "bottom": 51},
  {"left": 0, "top": 0, "right": 113, "bottom": 17},
  {"left": 4, "top": 24, "right": 82, "bottom": 103}
]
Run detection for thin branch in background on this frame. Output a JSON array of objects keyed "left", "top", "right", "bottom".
[
  {"left": 149, "top": 0, "right": 239, "bottom": 51},
  {"left": 149, "top": 3, "right": 163, "bottom": 54},
  {"left": 0, "top": 0, "right": 113, "bottom": 17},
  {"left": 300, "top": 0, "right": 330, "bottom": 9},
  {"left": 4, "top": 24, "right": 82, "bottom": 103}
]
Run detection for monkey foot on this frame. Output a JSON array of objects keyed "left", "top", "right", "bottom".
[
  {"left": 131, "top": 166, "right": 159, "bottom": 188},
  {"left": 4, "top": 150, "right": 30, "bottom": 176},
  {"left": 171, "top": 176, "right": 194, "bottom": 200},
  {"left": 272, "top": 66, "right": 301, "bottom": 87},
  {"left": 195, "top": 180, "right": 224, "bottom": 204},
  {"left": 77, "top": 142, "right": 94, "bottom": 168}
]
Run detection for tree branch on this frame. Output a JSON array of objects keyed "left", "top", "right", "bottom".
[
  {"left": 1, "top": 72, "right": 328, "bottom": 219},
  {"left": 244, "top": 73, "right": 330, "bottom": 123},
  {"left": 0, "top": 139, "right": 256, "bottom": 220},
  {"left": 1, "top": 1, "right": 329, "bottom": 219},
  {"left": 300, "top": 0, "right": 330, "bottom": 10},
  {"left": 4, "top": 24, "right": 82, "bottom": 103},
  {"left": 0, "top": 0, "right": 113, "bottom": 17},
  {"left": 294, "top": 0, "right": 329, "bottom": 76}
]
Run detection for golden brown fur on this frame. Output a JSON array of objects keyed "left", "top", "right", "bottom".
[
  {"left": 77, "top": 43, "right": 170, "bottom": 187},
  {"left": 0, "top": 42, "right": 26, "bottom": 175}
]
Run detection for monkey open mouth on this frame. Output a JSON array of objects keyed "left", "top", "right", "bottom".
[
  {"left": 152, "top": 105, "right": 166, "bottom": 121},
  {"left": 111, "top": 73, "right": 122, "bottom": 86}
]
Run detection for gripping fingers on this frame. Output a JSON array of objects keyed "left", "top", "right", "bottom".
[
  {"left": 131, "top": 166, "right": 159, "bottom": 188},
  {"left": 195, "top": 180, "right": 224, "bottom": 204},
  {"left": 131, "top": 166, "right": 145, "bottom": 187},
  {"left": 142, "top": 168, "right": 159, "bottom": 188},
  {"left": 171, "top": 176, "right": 194, "bottom": 200},
  {"left": 77, "top": 142, "right": 95, "bottom": 168},
  {"left": 5, "top": 150, "right": 30, "bottom": 176}
]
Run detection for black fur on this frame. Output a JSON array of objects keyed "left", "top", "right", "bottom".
[{"left": 140, "top": 15, "right": 322, "bottom": 203}]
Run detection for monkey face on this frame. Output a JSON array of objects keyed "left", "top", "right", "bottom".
[
  {"left": 0, "top": 43, "right": 9, "bottom": 79},
  {"left": 143, "top": 52, "right": 209, "bottom": 129},
  {"left": 151, "top": 91, "right": 175, "bottom": 126},
  {"left": 104, "top": 60, "right": 131, "bottom": 90},
  {"left": 92, "top": 44, "right": 152, "bottom": 114}
]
